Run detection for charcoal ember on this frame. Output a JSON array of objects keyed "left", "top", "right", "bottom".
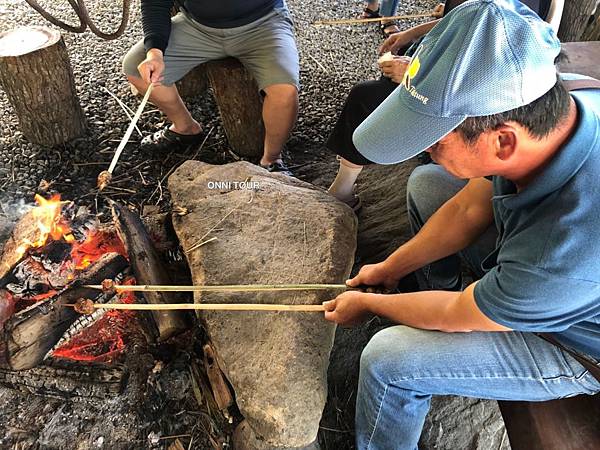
[
  {"left": 7, "top": 257, "right": 52, "bottom": 295},
  {"left": 0, "top": 289, "right": 15, "bottom": 330}
]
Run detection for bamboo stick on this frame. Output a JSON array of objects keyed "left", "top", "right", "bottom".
[
  {"left": 66, "top": 302, "right": 326, "bottom": 312},
  {"left": 313, "top": 12, "right": 434, "bottom": 26},
  {"left": 84, "top": 283, "right": 348, "bottom": 293}
]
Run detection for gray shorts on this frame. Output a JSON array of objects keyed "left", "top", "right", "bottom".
[{"left": 122, "top": 7, "right": 299, "bottom": 91}]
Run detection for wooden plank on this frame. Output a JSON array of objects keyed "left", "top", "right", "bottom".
[
  {"left": 499, "top": 395, "right": 600, "bottom": 450},
  {"left": 560, "top": 41, "right": 600, "bottom": 80}
]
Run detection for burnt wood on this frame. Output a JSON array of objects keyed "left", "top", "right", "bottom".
[
  {"left": 0, "top": 360, "right": 128, "bottom": 399},
  {"left": 0, "top": 208, "right": 40, "bottom": 285},
  {"left": 206, "top": 58, "right": 265, "bottom": 158},
  {"left": 112, "top": 203, "right": 188, "bottom": 342},
  {"left": 0, "top": 26, "right": 86, "bottom": 146},
  {"left": 499, "top": 396, "right": 600, "bottom": 450},
  {"left": 3, "top": 253, "right": 127, "bottom": 371}
]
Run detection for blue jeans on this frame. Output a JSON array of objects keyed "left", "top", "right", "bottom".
[
  {"left": 355, "top": 165, "right": 600, "bottom": 450},
  {"left": 367, "top": 0, "right": 400, "bottom": 17}
]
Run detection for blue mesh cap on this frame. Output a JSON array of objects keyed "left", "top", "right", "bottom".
[{"left": 353, "top": 0, "right": 561, "bottom": 165}]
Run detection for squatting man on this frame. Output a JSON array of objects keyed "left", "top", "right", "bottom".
[{"left": 323, "top": 0, "right": 600, "bottom": 448}]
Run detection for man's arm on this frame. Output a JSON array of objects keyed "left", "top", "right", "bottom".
[
  {"left": 141, "top": 0, "right": 174, "bottom": 54},
  {"left": 367, "top": 282, "right": 511, "bottom": 331},
  {"left": 379, "top": 19, "right": 441, "bottom": 55},
  {"left": 351, "top": 177, "right": 495, "bottom": 288}
]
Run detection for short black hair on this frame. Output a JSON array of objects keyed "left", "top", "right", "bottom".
[{"left": 456, "top": 77, "right": 571, "bottom": 144}]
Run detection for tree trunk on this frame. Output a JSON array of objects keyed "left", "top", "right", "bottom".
[
  {"left": 558, "top": 0, "right": 597, "bottom": 42},
  {"left": 176, "top": 64, "right": 208, "bottom": 100},
  {"left": 581, "top": 4, "right": 600, "bottom": 41},
  {"left": 206, "top": 58, "right": 265, "bottom": 159},
  {"left": 0, "top": 26, "right": 86, "bottom": 146}
]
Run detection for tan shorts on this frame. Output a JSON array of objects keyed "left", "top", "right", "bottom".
[{"left": 122, "top": 7, "right": 300, "bottom": 91}]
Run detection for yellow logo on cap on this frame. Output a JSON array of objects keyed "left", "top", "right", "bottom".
[
  {"left": 402, "top": 50, "right": 421, "bottom": 91},
  {"left": 401, "top": 46, "right": 429, "bottom": 105}
]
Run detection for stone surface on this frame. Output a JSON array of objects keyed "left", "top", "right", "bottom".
[{"left": 169, "top": 161, "right": 357, "bottom": 448}]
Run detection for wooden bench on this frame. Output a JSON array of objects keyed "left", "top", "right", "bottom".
[{"left": 498, "top": 40, "right": 600, "bottom": 450}]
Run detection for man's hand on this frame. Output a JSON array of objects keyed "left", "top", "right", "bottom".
[
  {"left": 347, "top": 262, "right": 400, "bottom": 290},
  {"left": 379, "top": 56, "right": 411, "bottom": 84},
  {"left": 137, "top": 48, "right": 165, "bottom": 86},
  {"left": 323, "top": 291, "right": 374, "bottom": 326},
  {"left": 379, "top": 31, "right": 412, "bottom": 56}
]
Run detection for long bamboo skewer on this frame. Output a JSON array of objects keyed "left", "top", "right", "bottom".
[
  {"left": 84, "top": 283, "right": 348, "bottom": 292},
  {"left": 97, "top": 83, "right": 154, "bottom": 190},
  {"left": 66, "top": 302, "right": 326, "bottom": 312},
  {"left": 313, "top": 12, "right": 435, "bottom": 26}
]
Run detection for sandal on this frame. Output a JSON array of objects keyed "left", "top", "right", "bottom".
[
  {"left": 380, "top": 20, "right": 400, "bottom": 37},
  {"left": 261, "top": 160, "right": 293, "bottom": 177},
  {"left": 140, "top": 126, "right": 204, "bottom": 153},
  {"left": 360, "top": 6, "right": 381, "bottom": 19}
]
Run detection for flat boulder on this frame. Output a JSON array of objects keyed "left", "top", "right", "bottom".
[{"left": 168, "top": 161, "right": 357, "bottom": 448}]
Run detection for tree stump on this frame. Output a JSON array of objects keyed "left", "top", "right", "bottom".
[
  {"left": 206, "top": 58, "right": 264, "bottom": 158},
  {"left": 0, "top": 27, "right": 86, "bottom": 146},
  {"left": 176, "top": 64, "right": 208, "bottom": 100}
]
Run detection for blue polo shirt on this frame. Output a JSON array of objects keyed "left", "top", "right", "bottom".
[{"left": 474, "top": 84, "right": 600, "bottom": 360}]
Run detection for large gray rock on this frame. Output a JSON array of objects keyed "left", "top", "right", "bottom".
[{"left": 168, "top": 161, "right": 357, "bottom": 448}]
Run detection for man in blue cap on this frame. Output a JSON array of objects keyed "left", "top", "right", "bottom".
[{"left": 322, "top": 0, "right": 600, "bottom": 448}]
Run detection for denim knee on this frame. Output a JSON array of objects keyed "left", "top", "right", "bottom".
[{"left": 360, "top": 326, "right": 416, "bottom": 385}]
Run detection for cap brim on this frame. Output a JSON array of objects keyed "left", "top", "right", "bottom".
[{"left": 352, "top": 86, "right": 466, "bottom": 165}]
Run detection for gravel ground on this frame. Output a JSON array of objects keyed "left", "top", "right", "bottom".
[{"left": 0, "top": 0, "right": 438, "bottom": 448}]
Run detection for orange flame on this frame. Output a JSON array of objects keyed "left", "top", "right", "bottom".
[{"left": 16, "top": 194, "right": 73, "bottom": 258}]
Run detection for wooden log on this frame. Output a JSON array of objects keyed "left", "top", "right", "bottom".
[
  {"left": 205, "top": 58, "right": 264, "bottom": 158},
  {"left": 203, "top": 343, "right": 233, "bottom": 412},
  {"left": 0, "top": 26, "right": 86, "bottom": 146},
  {"left": 499, "top": 395, "right": 600, "bottom": 449},
  {"left": 0, "top": 360, "right": 128, "bottom": 399},
  {"left": 111, "top": 203, "right": 188, "bottom": 342},
  {"left": 176, "top": 64, "right": 208, "bottom": 100},
  {"left": 3, "top": 253, "right": 128, "bottom": 371}
]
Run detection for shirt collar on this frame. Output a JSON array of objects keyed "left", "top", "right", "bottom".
[{"left": 493, "top": 92, "right": 599, "bottom": 209}]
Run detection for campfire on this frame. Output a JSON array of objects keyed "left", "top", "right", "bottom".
[{"left": 0, "top": 194, "right": 187, "bottom": 374}]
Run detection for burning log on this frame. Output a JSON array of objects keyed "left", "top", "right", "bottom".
[
  {"left": 0, "top": 27, "right": 86, "bottom": 146},
  {"left": 111, "top": 203, "right": 188, "bottom": 341},
  {"left": 3, "top": 252, "right": 127, "bottom": 371}
]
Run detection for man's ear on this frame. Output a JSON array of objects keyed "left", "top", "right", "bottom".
[{"left": 494, "top": 125, "right": 518, "bottom": 161}]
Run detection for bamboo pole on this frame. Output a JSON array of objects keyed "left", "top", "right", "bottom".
[
  {"left": 84, "top": 283, "right": 348, "bottom": 293},
  {"left": 66, "top": 302, "right": 326, "bottom": 312},
  {"left": 313, "top": 12, "right": 434, "bottom": 26}
]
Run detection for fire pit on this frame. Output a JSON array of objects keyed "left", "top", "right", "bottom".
[{"left": 0, "top": 194, "right": 188, "bottom": 395}]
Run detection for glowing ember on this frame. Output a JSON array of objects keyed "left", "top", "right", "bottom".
[
  {"left": 15, "top": 194, "right": 73, "bottom": 259},
  {"left": 70, "top": 230, "right": 127, "bottom": 270},
  {"left": 52, "top": 279, "right": 138, "bottom": 363}
]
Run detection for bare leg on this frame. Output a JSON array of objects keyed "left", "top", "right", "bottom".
[
  {"left": 260, "top": 84, "right": 298, "bottom": 166},
  {"left": 328, "top": 157, "right": 364, "bottom": 203},
  {"left": 127, "top": 75, "right": 201, "bottom": 135}
]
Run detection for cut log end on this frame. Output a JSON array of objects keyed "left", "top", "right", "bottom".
[{"left": 0, "top": 27, "right": 60, "bottom": 58}]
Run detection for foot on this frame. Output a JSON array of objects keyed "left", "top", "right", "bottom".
[
  {"left": 260, "top": 160, "right": 293, "bottom": 177},
  {"left": 360, "top": 5, "right": 380, "bottom": 19},
  {"left": 140, "top": 125, "right": 203, "bottom": 153}
]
